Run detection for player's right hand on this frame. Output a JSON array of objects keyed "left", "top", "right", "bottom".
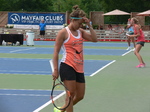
[{"left": 52, "top": 71, "right": 59, "bottom": 80}]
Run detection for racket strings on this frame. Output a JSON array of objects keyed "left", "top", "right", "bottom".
[
  {"left": 56, "top": 92, "right": 69, "bottom": 105},
  {"left": 51, "top": 84, "right": 71, "bottom": 110}
]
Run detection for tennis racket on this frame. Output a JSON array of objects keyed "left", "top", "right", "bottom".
[{"left": 49, "top": 60, "right": 71, "bottom": 110}]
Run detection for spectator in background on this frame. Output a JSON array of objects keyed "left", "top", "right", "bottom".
[
  {"left": 106, "top": 24, "right": 113, "bottom": 30},
  {"left": 39, "top": 19, "right": 46, "bottom": 40},
  {"left": 98, "top": 24, "right": 103, "bottom": 30},
  {"left": 113, "top": 24, "right": 124, "bottom": 34}
]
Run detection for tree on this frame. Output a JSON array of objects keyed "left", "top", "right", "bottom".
[
  {"left": 0, "top": 0, "right": 54, "bottom": 12},
  {"left": 0, "top": 0, "right": 149, "bottom": 19},
  {"left": 52, "top": 0, "right": 64, "bottom": 12},
  {"left": 82, "top": 0, "right": 103, "bottom": 14},
  {"left": 53, "top": 0, "right": 83, "bottom": 12}
]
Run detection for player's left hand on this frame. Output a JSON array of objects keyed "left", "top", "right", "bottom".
[
  {"left": 82, "top": 17, "right": 89, "bottom": 22},
  {"left": 82, "top": 17, "right": 91, "bottom": 26}
]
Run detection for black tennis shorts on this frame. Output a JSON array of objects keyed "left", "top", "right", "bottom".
[
  {"left": 59, "top": 62, "right": 85, "bottom": 83},
  {"left": 40, "top": 31, "right": 45, "bottom": 35},
  {"left": 137, "top": 41, "right": 145, "bottom": 46}
]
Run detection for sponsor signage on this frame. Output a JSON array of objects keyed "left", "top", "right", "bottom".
[{"left": 8, "top": 13, "right": 65, "bottom": 25}]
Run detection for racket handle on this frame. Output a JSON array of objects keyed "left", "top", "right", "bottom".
[{"left": 49, "top": 60, "right": 54, "bottom": 73}]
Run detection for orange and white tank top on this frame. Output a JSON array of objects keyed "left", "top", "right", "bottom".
[{"left": 61, "top": 27, "right": 84, "bottom": 73}]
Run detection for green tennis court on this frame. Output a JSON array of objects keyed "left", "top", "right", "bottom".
[{"left": 0, "top": 41, "right": 150, "bottom": 112}]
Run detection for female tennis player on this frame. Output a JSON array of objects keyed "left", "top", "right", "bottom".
[
  {"left": 126, "top": 18, "right": 136, "bottom": 51},
  {"left": 52, "top": 5, "right": 97, "bottom": 112},
  {"left": 127, "top": 17, "right": 145, "bottom": 68}
]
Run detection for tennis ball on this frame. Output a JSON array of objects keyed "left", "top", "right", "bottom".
[
  {"left": 54, "top": 107, "right": 61, "bottom": 112},
  {"left": 56, "top": 86, "right": 60, "bottom": 89}
]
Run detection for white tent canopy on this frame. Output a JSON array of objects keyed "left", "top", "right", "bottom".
[
  {"left": 137, "top": 10, "right": 150, "bottom": 16},
  {"left": 103, "top": 9, "right": 130, "bottom": 16}
]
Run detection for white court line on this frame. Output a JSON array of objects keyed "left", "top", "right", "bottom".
[
  {"left": 0, "top": 73, "right": 50, "bottom": 76},
  {"left": 0, "top": 89, "right": 50, "bottom": 91},
  {"left": 10, "top": 47, "right": 36, "bottom": 53},
  {"left": 0, "top": 94, "right": 49, "bottom": 97},
  {"left": 122, "top": 49, "right": 132, "bottom": 56},
  {"left": 0, "top": 89, "right": 51, "bottom": 97},
  {"left": 90, "top": 60, "right": 116, "bottom": 77},
  {"left": 33, "top": 91, "right": 65, "bottom": 112},
  {"left": 0, "top": 70, "right": 50, "bottom": 73}
]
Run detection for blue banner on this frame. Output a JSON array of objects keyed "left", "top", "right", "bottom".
[{"left": 8, "top": 13, "right": 65, "bottom": 25}]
